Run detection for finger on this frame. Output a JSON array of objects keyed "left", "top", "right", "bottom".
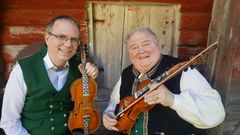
[
  {"left": 144, "top": 90, "right": 159, "bottom": 99},
  {"left": 111, "top": 127, "right": 119, "bottom": 131},
  {"left": 103, "top": 113, "right": 118, "bottom": 131},
  {"left": 144, "top": 91, "right": 160, "bottom": 103},
  {"left": 85, "top": 63, "right": 99, "bottom": 79},
  {"left": 85, "top": 63, "right": 92, "bottom": 74},
  {"left": 103, "top": 112, "right": 118, "bottom": 125},
  {"left": 89, "top": 68, "right": 99, "bottom": 79},
  {"left": 103, "top": 116, "right": 113, "bottom": 129},
  {"left": 78, "top": 64, "right": 83, "bottom": 73}
]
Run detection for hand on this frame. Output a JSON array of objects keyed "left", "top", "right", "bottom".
[
  {"left": 103, "top": 111, "right": 119, "bottom": 131},
  {"left": 144, "top": 84, "right": 174, "bottom": 107},
  {"left": 78, "top": 62, "right": 99, "bottom": 79}
]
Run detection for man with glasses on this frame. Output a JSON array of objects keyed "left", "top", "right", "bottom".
[{"left": 0, "top": 15, "right": 99, "bottom": 135}]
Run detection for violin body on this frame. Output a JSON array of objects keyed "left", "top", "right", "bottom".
[
  {"left": 116, "top": 80, "right": 155, "bottom": 133},
  {"left": 68, "top": 78, "right": 100, "bottom": 134},
  {"left": 68, "top": 45, "right": 100, "bottom": 134}
]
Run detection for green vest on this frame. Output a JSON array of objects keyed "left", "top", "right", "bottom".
[{"left": 18, "top": 44, "right": 80, "bottom": 135}]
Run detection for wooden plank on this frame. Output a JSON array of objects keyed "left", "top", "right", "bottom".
[
  {"left": 121, "top": 4, "right": 180, "bottom": 67},
  {"left": 89, "top": 2, "right": 180, "bottom": 96},
  {"left": 88, "top": 0, "right": 213, "bottom": 12},
  {"left": 180, "top": 30, "right": 208, "bottom": 46},
  {"left": 1, "top": 26, "right": 88, "bottom": 45},
  {"left": 181, "top": 12, "right": 212, "bottom": 30},
  {"left": 1, "top": 26, "right": 45, "bottom": 45},
  {"left": 149, "top": 5, "right": 179, "bottom": 56},
  {"left": 91, "top": 3, "right": 124, "bottom": 89},
  {"left": 1, "top": 9, "right": 86, "bottom": 25},
  {"left": 122, "top": 5, "right": 151, "bottom": 69},
  {"left": 3, "top": 44, "right": 28, "bottom": 63},
  {"left": 3, "top": 43, "right": 44, "bottom": 79},
  {"left": 206, "top": 0, "right": 240, "bottom": 134},
  {"left": 178, "top": 45, "right": 205, "bottom": 59},
  {"left": 0, "top": 0, "right": 86, "bottom": 9}
]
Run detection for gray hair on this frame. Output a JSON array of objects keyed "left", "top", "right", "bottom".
[
  {"left": 124, "top": 27, "right": 159, "bottom": 44},
  {"left": 45, "top": 15, "right": 80, "bottom": 32}
]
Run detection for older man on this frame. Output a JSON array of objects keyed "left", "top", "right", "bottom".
[{"left": 103, "top": 28, "right": 225, "bottom": 135}]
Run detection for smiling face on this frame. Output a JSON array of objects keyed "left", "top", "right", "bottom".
[
  {"left": 45, "top": 19, "right": 80, "bottom": 67},
  {"left": 127, "top": 31, "right": 161, "bottom": 73}
]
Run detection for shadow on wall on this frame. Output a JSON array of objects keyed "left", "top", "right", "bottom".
[
  {"left": 0, "top": 0, "right": 7, "bottom": 90},
  {"left": 0, "top": 0, "right": 7, "bottom": 134}
]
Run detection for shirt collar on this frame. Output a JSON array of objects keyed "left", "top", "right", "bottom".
[{"left": 43, "top": 53, "right": 69, "bottom": 71}]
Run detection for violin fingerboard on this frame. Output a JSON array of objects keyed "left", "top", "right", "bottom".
[
  {"left": 83, "top": 115, "right": 90, "bottom": 134},
  {"left": 80, "top": 45, "right": 90, "bottom": 95}
]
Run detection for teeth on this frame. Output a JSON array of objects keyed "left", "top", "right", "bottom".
[
  {"left": 59, "top": 48, "right": 72, "bottom": 56},
  {"left": 139, "top": 56, "right": 148, "bottom": 59}
]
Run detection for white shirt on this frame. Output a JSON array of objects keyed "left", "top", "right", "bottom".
[
  {"left": 105, "top": 68, "right": 225, "bottom": 129},
  {"left": 0, "top": 53, "right": 69, "bottom": 135}
]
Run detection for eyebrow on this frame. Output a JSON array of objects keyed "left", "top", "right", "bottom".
[{"left": 130, "top": 39, "right": 150, "bottom": 45}]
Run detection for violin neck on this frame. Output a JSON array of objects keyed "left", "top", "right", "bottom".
[{"left": 80, "top": 45, "right": 90, "bottom": 96}]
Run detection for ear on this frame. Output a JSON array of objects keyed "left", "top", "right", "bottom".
[{"left": 45, "top": 32, "right": 50, "bottom": 45}]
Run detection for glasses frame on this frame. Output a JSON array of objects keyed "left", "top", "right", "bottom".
[{"left": 47, "top": 31, "right": 81, "bottom": 46}]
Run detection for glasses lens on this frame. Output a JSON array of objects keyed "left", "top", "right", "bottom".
[
  {"left": 49, "top": 32, "right": 79, "bottom": 46},
  {"left": 70, "top": 39, "right": 79, "bottom": 46}
]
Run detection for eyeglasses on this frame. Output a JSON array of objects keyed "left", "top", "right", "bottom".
[{"left": 47, "top": 32, "right": 80, "bottom": 46}]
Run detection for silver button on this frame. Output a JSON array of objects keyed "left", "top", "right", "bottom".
[
  {"left": 63, "top": 114, "right": 67, "bottom": 117},
  {"left": 51, "top": 126, "right": 55, "bottom": 130},
  {"left": 50, "top": 118, "right": 54, "bottom": 121},
  {"left": 49, "top": 111, "right": 52, "bottom": 114},
  {"left": 50, "top": 105, "right": 53, "bottom": 108},
  {"left": 64, "top": 123, "right": 67, "bottom": 127}
]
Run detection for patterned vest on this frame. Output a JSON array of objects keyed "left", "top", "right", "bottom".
[
  {"left": 119, "top": 55, "right": 207, "bottom": 135},
  {"left": 18, "top": 44, "right": 80, "bottom": 135}
]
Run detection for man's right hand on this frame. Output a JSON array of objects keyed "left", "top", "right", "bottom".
[{"left": 102, "top": 111, "right": 119, "bottom": 131}]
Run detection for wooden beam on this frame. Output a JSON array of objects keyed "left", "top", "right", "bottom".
[{"left": 205, "top": 0, "right": 240, "bottom": 134}]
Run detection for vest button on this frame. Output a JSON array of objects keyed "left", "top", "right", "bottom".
[
  {"left": 50, "top": 105, "right": 53, "bottom": 109},
  {"left": 64, "top": 123, "right": 67, "bottom": 127},
  {"left": 51, "top": 126, "right": 55, "bottom": 130},
  {"left": 50, "top": 117, "right": 54, "bottom": 121},
  {"left": 63, "top": 114, "right": 67, "bottom": 117}
]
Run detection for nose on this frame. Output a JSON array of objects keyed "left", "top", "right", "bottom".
[
  {"left": 64, "top": 39, "right": 72, "bottom": 46},
  {"left": 138, "top": 45, "right": 145, "bottom": 53}
]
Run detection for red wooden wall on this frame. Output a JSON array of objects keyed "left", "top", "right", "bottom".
[{"left": 0, "top": 0, "right": 213, "bottom": 87}]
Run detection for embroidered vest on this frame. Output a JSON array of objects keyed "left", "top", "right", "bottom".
[
  {"left": 119, "top": 55, "right": 207, "bottom": 135},
  {"left": 18, "top": 44, "right": 80, "bottom": 135}
]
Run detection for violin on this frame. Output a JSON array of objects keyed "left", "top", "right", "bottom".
[
  {"left": 68, "top": 45, "right": 101, "bottom": 135},
  {"left": 114, "top": 42, "right": 219, "bottom": 133}
]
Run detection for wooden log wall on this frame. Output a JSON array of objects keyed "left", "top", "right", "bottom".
[
  {"left": 0, "top": 0, "right": 88, "bottom": 88},
  {"left": 206, "top": 0, "right": 240, "bottom": 134},
  {"left": 0, "top": 0, "right": 213, "bottom": 87}
]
